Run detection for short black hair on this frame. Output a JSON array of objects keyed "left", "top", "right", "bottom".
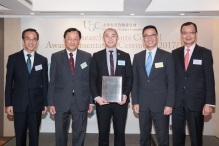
[
  {"left": 142, "top": 25, "right": 158, "bottom": 36},
  {"left": 180, "top": 22, "right": 197, "bottom": 33},
  {"left": 22, "top": 28, "right": 39, "bottom": 40},
  {"left": 63, "top": 28, "right": 81, "bottom": 39}
]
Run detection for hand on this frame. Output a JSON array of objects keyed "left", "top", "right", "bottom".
[
  {"left": 133, "top": 104, "right": 139, "bottom": 113},
  {"left": 202, "top": 105, "right": 213, "bottom": 116},
  {"left": 42, "top": 106, "right": 47, "bottom": 114},
  {"left": 88, "top": 105, "right": 94, "bottom": 113},
  {"left": 50, "top": 106, "right": 56, "bottom": 115},
  {"left": 117, "top": 95, "right": 127, "bottom": 105},
  {"left": 164, "top": 106, "right": 172, "bottom": 115},
  {"left": 6, "top": 106, "right": 13, "bottom": 115},
  {"left": 96, "top": 97, "right": 109, "bottom": 106}
]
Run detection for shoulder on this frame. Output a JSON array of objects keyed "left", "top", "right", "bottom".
[
  {"left": 77, "top": 49, "right": 91, "bottom": 57},
  {"left": 35, "top": 52, "right": 47, "bottom": 60},
  {"left": 196, "top": 45, "right": 211, "bottom": 53},
  {"left": 172, "top": 46, "right": 184, "bottom": 54},
  {"left": 134, "top": 50, "right": 145, "bottom": 57},
  {"left": 92, "top": 49, "right": 105, "bottom": 57}
]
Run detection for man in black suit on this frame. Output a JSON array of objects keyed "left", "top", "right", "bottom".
[
  {"left": 172, "top": 22, "right": 215, "bottom": 146},
  {"left": 89, "top": 28, "right": 132, "bottom": 146},
  {"left": 132, "top": 25, "right": 175, "bottom": 146},
  {"left": 48, "top": 28, "right": 94, "bottom": 146},
  {"left": 5, "top": 28, "right": 48, "bottom": 146}
]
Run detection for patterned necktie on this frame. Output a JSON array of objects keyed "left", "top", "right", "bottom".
[
  {"left": 184, "top": 48, "right": 190, "bottom": 71},
  {"left": 109, "top": 51, "right": 114, "bottom": 76},
  {"left": 146, "top": 52, "right": 152, "bottom": 76},
  {"left": 69, "top": 53, "right": 75, "bottom": 74},
  {"left": 27, "top": 54, "right": 31, "bottom": 74}
]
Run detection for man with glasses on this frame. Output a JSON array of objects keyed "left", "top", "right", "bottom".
[
  {"left": 5, "top": 28, "right": 48, "bottom": 146},
  {"left": 132, "top": 25, "right": 175, "bottom": 146},
  {"left": 172, "top": 22, "right": 215, "bottom": 146}
]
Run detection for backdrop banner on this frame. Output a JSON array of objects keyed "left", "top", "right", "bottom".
[{"left": 21, "top": 18, "right": 213, "bottom": 135}]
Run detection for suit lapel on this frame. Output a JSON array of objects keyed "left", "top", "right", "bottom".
[
  {"left": 186, "top": 44, "right": 199, "bottom": 73},
  {"left": 18, "top": 50, "right": 29, "bottom": 75},
  {"left": 62, "top": 49, "right": 72, "bottom": 75},
  {"left": 140, "top": 50, "right": 147, "bottom": 76},
  {"left": 74, "top": 49, "right": 84, "bottom": 77},
  {"left": 178, "top": 47, "right": 185, "bottom": 72},
  {"left": 30, "top": 52, "right": 40, "bottom": 75},
  {"left": 115, "top": 49, "right": 121, "bottom": 75},
  {"left": 103, "top": 49, "right": 109, "bottom": 76},
  {"left": 149, "top": 48, "right": 162, "bottom": 78}
]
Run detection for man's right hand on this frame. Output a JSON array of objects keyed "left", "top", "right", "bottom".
[
  {"left": 6, "top": 106, "right": 13, "bottom": 115},
  {"left": 96, "top": 97, "right": 109, "bottom": 106},
  {"left": 133, "top": 104, "right": 139, "bottom": 113},
  {"left": 50, "top": 106, "right": 56, "bottom": 115}
]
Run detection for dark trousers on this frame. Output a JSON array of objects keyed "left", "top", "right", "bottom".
[
  {"left": 14, "top": 108, "right": 42, "bottom": 146},
  {"left": 96, "top": 103, "right": 128, "bottom": 146},
  {"left": 55, "top": 98, "right": 88, "bottom": 146},
  {"left": 139, "top": 109, "right": 169, "bottom": 146},
  {"left": 172, "top": 103, "right": 204, "bottom": 146}
]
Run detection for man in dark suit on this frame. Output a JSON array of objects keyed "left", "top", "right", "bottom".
[
  {"left": 48, "top": 28, "right": 94, "bottom": 146},
  {"left": 5, "top": 28, "right": 48, "bottom": 146},
  {"left": 132, "top": 25, "right": 175, "bottom": 146},
  {"left": 89, "top": 28, "right": 132, "bottom": 146},
  {"left": 172, "top": 22, "right": 215, "bottom": 146}
]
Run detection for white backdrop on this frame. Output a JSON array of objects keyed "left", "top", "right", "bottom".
[{"left": 21, "top": 18, "right": 214, "bottom": 135}]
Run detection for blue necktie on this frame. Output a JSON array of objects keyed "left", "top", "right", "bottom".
[
  {"left": 146, "top": 52, "right": 152, "bottom": 76},
  {"left": 27, "top": 54, "right": 32, "bottom": 74}
]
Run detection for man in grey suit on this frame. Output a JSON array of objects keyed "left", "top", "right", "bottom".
[
  {"left": 132, "top": 25, "right": 175, "bottom": 146},
  {"left": 48, "top": 28, "right": 94, "bottom": 146}
]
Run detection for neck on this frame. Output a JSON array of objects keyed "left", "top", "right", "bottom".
[{"left": 24, "top": 48, "right": 34, "bottom": 54}]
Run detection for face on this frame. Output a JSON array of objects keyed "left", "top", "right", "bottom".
[
  {"left": 143, "top": 28, "right": 158, "bottom": 51},
  {"left": 181, "top": 24, "right": 197, "bottom": 47},
  {"left": 103, "top": 29, "right": 118, "bottom": 50},
  {"left": 22, "top": 31, "right": 38, "bottom": 53},
  {"left": 64, "top": 31, "right": 80, "bottom": 52}
]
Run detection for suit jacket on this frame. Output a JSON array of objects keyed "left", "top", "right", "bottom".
[
  {"left": 5, "top": 50, "right": 48, "bottom": 113},
  {"left": 48, "top": 49, "right": 93, "bottom": 112},
  {"left": 172, "top": 44, "right": 215, "bottom": 111},
  {"left": 89, "top": 49, "right": 133, "bottom": 103},
  {"left": 132, "top": 48, "right": 175, "bottom": 112}
]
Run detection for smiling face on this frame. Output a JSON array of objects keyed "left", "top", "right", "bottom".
[
  {"left": 103, "top": 29, "right": 118, "bottom": 50},
  {"left": 143, "top": 28, "right": 158, "bottom": 51},
  {"left": 64, "top": 31, "right": 80, "bottom": 52},
  {"left": 22, "top": 31, "right": 38, "bottom": 53},
  {"left": 181, "top": 24, "right": 197, "bottom": 48}
]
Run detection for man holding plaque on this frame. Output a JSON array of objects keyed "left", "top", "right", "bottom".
[
  {"left": 89, "top": 28, "right": 133, "bottom": 146},
  {"left": 132, "top": 25, "right": 175, "bottom": 146}
]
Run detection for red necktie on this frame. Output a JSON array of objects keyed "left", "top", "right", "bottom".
[
  {"left": 69, "top": 53, "right": 75, "bottom": 74},
  {"left": 184, "top": 48, "right": 190, "bottom": 71},
  {"left": 109, "top": 51, "right": 114, "bottom": 76}
]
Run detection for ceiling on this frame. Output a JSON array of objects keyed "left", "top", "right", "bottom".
[{"left": 0, "top": 0, "right": 219, "bottom": 17}]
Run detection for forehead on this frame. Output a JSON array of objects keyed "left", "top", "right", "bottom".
[
  {"left": 104, "top": 29, "right": 117, "bottom": 36},
  {"left": 182, "top": 24, "right": 196, "bottom": 30},
  {"left": 65, "top": 31, "right": 79, "bottom": 37},
  {"left": 24, "top": 31, "right": 37, "bottom": 37},
  {"left": 143, "top": 28, "right": 156, "bottom": 34}
]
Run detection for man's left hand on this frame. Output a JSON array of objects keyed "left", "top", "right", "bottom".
[
  {"left": 42, "top": 106, "right": 47, "bottom": 114},
  {"left": 164, "top": 106, "right": 172, "bottom": 115},
  {"left": 202, "top": 105, "right": 213, "bottom": 116},
  {"left": 117, "top": 95, "right": 127, "bottom": 105},
  {"left": 88, "top": 105, "right": 94, "bottom": 113}
]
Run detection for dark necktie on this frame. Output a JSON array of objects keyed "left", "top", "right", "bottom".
[
  {"left": 27, "top": 54, "right": 31, "bottom": 74},
  {"left": 109, "top": 51, "right": 114, "bottom": 76},
  {"left": 69, "top": 53, "right": 75, "bottom": 74}
]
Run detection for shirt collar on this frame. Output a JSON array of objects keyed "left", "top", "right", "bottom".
[
  {"left": 23, "top": 49, "right": 35, "bottom": 57},
  {"left": 184, "top": 43, "right": 196, "bottom": 52},
  {"left": 146, "top": 46, "right": 157, "bottom": 54},
  {"left": 106, "top": 48, "right": 117, "bottom": 54},
  {"left": 66, "top": 48, "right": 77, "bottom": 56}
]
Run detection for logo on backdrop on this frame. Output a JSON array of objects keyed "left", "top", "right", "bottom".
[{"left": 83, "top": 21, "right": 100, "bottom": 31}]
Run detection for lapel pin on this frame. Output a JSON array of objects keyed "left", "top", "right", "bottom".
[{"left": 118, "top": 53, "right": 120, "bottom": 55}]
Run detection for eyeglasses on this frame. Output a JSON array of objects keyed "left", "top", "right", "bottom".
[
  {"left": 181, "top": 31, "right": 196, "bottom": 35},
  {"left": 143, "top": 34, "right": 157, "bottom": 39},
  {"left": 24, "top": 37, "right": 38, "bottom": 42}
]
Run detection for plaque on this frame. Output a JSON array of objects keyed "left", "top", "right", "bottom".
[{"left": 101, "top": 76, "right": 122, "bottom": 102}]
